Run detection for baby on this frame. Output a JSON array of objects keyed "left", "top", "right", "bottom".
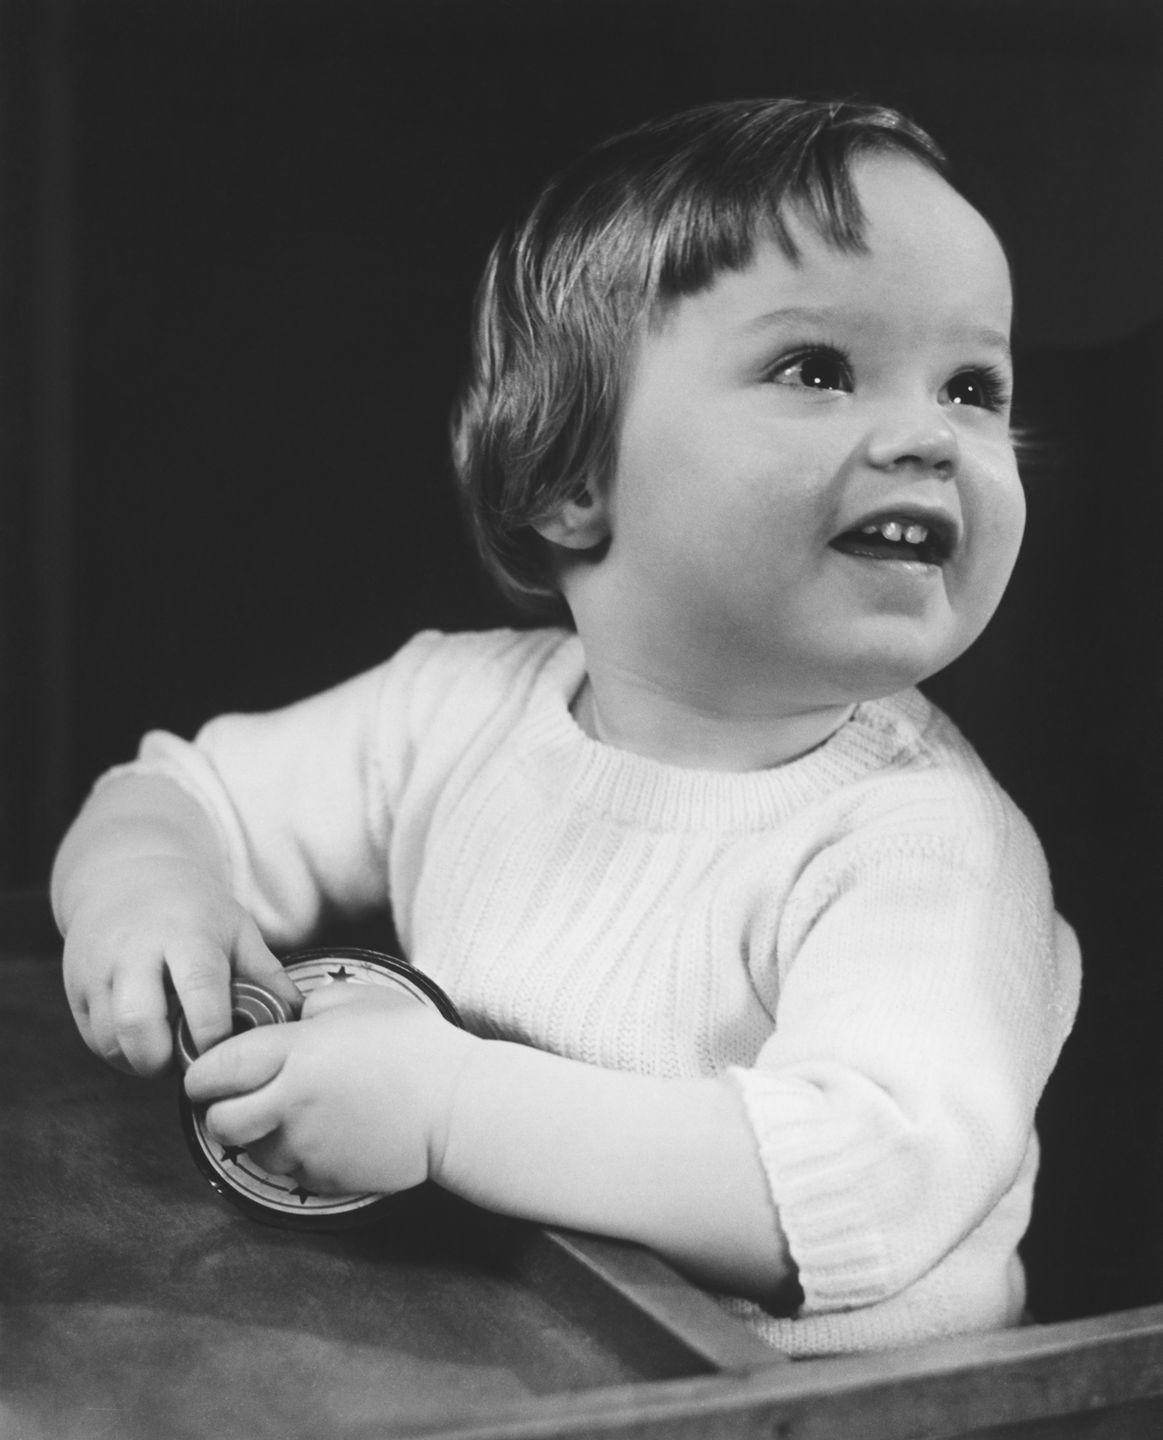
[{"left": 52, "top": 98, "right": 1080, "bottom": 1357}]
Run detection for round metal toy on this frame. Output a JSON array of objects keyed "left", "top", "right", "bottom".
[{"left": 175, "top": 947, "right": 461, "bottom": 1229}]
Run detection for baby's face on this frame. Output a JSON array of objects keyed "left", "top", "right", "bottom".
[{"left": 604, "top": 155, "right": 1024, "bottom": 708}]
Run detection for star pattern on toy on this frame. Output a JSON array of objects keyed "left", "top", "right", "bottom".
[
  {"left": 219, "top": 1145, "right": 246, "bottom": 1165},
  {"left": 327, "top": 966, "right": 353, "bottom": 981},
  {"left": 290, "top": 1184, "right": 314, "bottom": 1204}
]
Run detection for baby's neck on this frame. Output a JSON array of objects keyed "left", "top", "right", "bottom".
[{"left": 570, "top": 665, "right": 854, "bottom": 773}]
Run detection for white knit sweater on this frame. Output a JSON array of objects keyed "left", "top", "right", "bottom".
[{"left": 115, "top": 627, "right": 1079, "bottom": 1356}]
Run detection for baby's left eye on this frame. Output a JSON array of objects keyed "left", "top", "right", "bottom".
[{"left": 943, "top": 369, "right": 1010, "bottom": 411}]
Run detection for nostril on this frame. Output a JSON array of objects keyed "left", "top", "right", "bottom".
[
  {"left": 881, "top": 452, "right": 957, "bottom": 478},
  {"left": 867, "top": 417, "right": 960, "bottom": 473}
]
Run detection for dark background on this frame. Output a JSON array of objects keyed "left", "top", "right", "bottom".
[{"left": 1, "top": 0, "right": 1160, "bottom": 1327}]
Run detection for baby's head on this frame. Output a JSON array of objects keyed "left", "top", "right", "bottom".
[{"left": 452, "top": 97, "right": 956, "bottom": 620}]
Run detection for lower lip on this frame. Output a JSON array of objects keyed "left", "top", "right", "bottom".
[{"left": 831, "top": 548, "right": 946, "bottom": 586}]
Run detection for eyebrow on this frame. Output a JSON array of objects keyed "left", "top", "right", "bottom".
[{"left": 738, "top": 306, "right": 1013, "bottom": 361}]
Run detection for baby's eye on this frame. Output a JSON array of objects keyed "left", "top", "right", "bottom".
[
  {"left": 769, "top": 348, "right": 853, "bottom": 394},
  {"left": 944, "top": 368, "right": 1010, "bottom": 412}
]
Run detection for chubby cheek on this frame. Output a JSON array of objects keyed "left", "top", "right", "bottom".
[
  {"left": 608, "top": 431, "right": 729, "bottom": 581},
  {"left": 987, "top": 459, "right": 1026, "bottom": 570},
  {"left": 630, "top": 414, "right": 794, "bottom": 522},
  {"left": 961, "top": 460, "right": 1026, "bottom": 628}
]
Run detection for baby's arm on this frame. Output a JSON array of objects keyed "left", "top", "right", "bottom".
[
  {"left": 439, "top": 1021, "right": 794, "bottom": 1299},
  {"left": 184, "top": 981, "right": 794, "bottom": 1301},
  {"left": 52, "top": 772, "right": 299, "bottom": 1076},
  {"left": 51, "top": 643, "right": 437, "bottom": 1076}
]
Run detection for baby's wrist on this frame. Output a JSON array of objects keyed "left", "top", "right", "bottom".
[{"left": 425, "top": 1026, "right": 486, "bottom": 1193}]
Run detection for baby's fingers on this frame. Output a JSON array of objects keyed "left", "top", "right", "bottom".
[
  {"left": 230, "top": 920, "right": 301, "bottom": 1014},
  {"left": 168, "top": 935, "right": 235, "bottom": 1060},
  {"left": 195, "top": 1040, "right": 290, "bottom": 1153},
  {"left": 80, "top": 987, "right": 142, "bottom": 1076},
  {"left": 242, "top": 1131, "right": 302, "bottom": 1177},
  {"left": 108, "top": 964, "right": 173, "bottom": 1076},
  {"left": 184, "top": 1023, "right": 290, "bottom": 1105},
  {"left": 62, "top": 938, "right": 169, "bottom": 1076},
  {"left": 61, "top": 931, "right": 144, "bottom": 1071}
]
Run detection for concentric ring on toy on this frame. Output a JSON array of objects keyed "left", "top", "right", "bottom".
[{"left": 175, "top": 947, "right": 461, "bottom": 1229}]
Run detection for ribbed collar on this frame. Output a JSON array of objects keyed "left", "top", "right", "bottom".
[{"left": 516, "top": 630, "right": 934, "bottom": 833}]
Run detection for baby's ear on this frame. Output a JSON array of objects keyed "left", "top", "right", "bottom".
[{"left": 532, "top": 486, "right": 610, "bottom": 551}]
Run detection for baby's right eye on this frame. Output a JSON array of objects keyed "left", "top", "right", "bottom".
[{"left": 769, "top": 348, "right": 854, "bottom": 394}]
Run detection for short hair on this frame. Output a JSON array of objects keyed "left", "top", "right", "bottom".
[{"left": 451, "top": 97, "right": 948, "bottom": 619}]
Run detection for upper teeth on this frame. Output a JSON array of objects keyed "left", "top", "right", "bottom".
[{"left": 861, "top": 520, "right": 929, "bottom": 545}]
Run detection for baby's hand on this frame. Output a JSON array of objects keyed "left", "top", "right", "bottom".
[
  {"left": 183, "top": 984, "right": 476, "bottom": 1197},
  {"left": 61, "top": 854, "right": 296, "bottom": 1077}
]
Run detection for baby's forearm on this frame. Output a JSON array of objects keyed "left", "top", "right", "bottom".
[
  {"left": 52, "top": 773, "right": 228, "bottom": 933},
  {"left": 436, "top": 1038, "right": 794, "bottom": 1304}
]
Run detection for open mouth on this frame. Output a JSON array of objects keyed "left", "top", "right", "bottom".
[{"left": 830, "top": 514, "right": 954, "bottom": 566}]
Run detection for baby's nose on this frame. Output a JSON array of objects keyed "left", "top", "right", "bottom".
[{"left": 865, "top": 412, "right": 960, "bottom": 475}]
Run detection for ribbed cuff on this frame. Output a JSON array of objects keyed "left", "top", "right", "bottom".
[{"left": 726, "top": 1065, "right": 897, "bottom": 1312}]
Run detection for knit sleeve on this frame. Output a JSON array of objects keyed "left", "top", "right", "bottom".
[
  {"left": 729, "top": 803, "right": 1080, "bottom": 1316},
  {"left": 95, "top": 631, "right": 449, "bottom": 946}
]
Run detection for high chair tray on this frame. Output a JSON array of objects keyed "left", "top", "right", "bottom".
[{"left": 1, "top": 892, "right": 1160, "bottom": 1440}]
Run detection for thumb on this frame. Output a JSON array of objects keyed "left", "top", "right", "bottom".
[{"left": 184, "top": 1021, "right": 290, "bottom": 1103}]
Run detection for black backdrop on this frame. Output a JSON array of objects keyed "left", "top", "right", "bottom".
[{"left": 2, "top": 0, "right": 1161, "bottom": 1326}]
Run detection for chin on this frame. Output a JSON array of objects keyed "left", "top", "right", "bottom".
[
  {"left": 832, "top": 615, "right": 978, "bottom": 699},
  {"left": 818, "top": 644, "right": 955, "bottom": 705}
]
